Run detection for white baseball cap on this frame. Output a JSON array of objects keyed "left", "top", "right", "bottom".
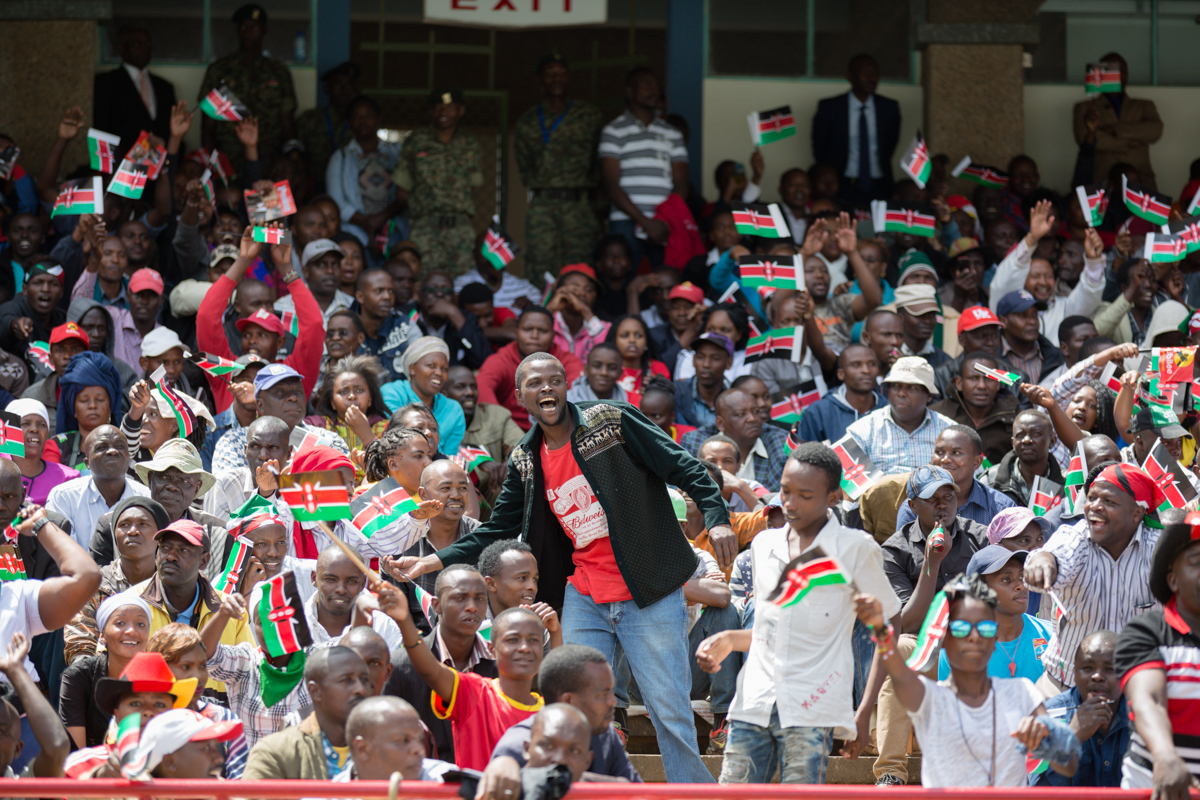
[
  {"left": 141, "top": 328, "right": 190, "bottom": 359},
  {"left": 882, "top": 356, "right": 938, "bottom": 394},
  {"left": 126, "top": 708, "right": 242, "bottom": 777},
  {"left": 301, "top": 238, "right": 343, "bottom": 267}
]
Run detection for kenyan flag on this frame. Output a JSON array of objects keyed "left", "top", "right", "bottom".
[
  {"left": 1143, "top": 439, "right": 1197, "bottom": 511},
  {"left": 115, "top": 712, "right": 148, "bottom": 780},
  {"left": 87, "top": 128, "right": 120, "bottom": 174},
  {"left": 745, "top": 327, "right": 802, "bottom": 363},
  {"left": 350, "top": 477, "right": 418, "bottom": 539},
  {"left": 213, "top": 534, "right": 255, "bottom": 595},
  {"left": 108, "top": 160, "right": 148, "bottom": 200},
  {"left": 737, "top": 255, "right": 801, "bottom": 290},
  {"left": 1028, "top": 475, "right": 1063, "bottom": 517},
  {"left": 199, "top": 168, "right": 216, "bottom": 210},
  {"left": 1144, "top": 233, "right": 1188, "bottom": 264},
  {"left": 766, "top": 547, "right": 850, "bottom": 608},
  {"left": 3, "top": 517, "right": 20, "bottom": 543},
  {"left": 770, "top": 381, "right": 821, "bottom": 423},
  {"left": 51, "top": 177, "right": 104, "bottom": 217},
  {"left": 0, "top": 545, "right": 24, "bottom": 582},
  {"left": 256, "top": 571, "right": 312, "bottom": 658},
  {"left": 973, "top": 362, "right": 1020, "bottom": 387},
  {"left": 150, "top": 365, "right": 197, "bottom": 438},
  {"left": 1075, "top": 185, "right": 1108, "bottom": 228},
  {"left": 1027, "top": 754, "right": 1050, "bottom": 777},
  {"left": 253, "top": 226, "right": 292, "bottom": 245},
  {"left": 1167, "top": 215, "right": 1200, "bottom": 254},
  {"left": 950, "top": 156, "right": 1007, "bottom": 189},
  {"left": 1099, "top": 361, "right": 1123, "bottom": 395},
  {"left": 540, "top": 272, "right": 555, "bottom": 307},
  {"left": 280, "top": 310, "right": 299, "bottom": 338},
  {"left": 414, "top": 584, "right": 436, "bottom": 623},
  {"left": 1085, "top": 62, "right": 1122, "bottom": 94},
  {"left": 280, "top": 471, "right": 352, "bottom": 522},
  {"left": 1123, "top": 175, "right": 1172, "bottom": 226},
  {"left": 731, "top": 202, "right": 789, "bottom": 238},
  {"left": 481, "top": 226, "right": 518, "bottom": 270},
  {"left": 832, "top": 435, "right": 883, "bottom": 501},
  {"left": 900, "top": 131, "right": 932, "bottom": 188},
  {"left": 1064, "top": 447, "right": 1088, "bottom": 517},
  {"left": 27, "top": 342, "right": 51, "bottom": 371},
  {"left": 454, "top": 445, "right": 494, "bottom": 472},
  {"left": 1151, "top": 347, "right": 1195, "bottom": 383},
  {"left": 907, "top": 591, "right": 950, "bottom": 671},
  {"left": 747, "top": 106, "right": 796, "bottom": 146},
  {"left": 0, "top": 412, "right": 24, "bottom": 458},
  {"left": 189, "top": 352, "right": 242, "bottom": 377},
  {"left": 871, "top": 201, "right": 937, "bottom": 237},
  {"left": 200, "top": 86, "right": 247, "bottom": 121}
]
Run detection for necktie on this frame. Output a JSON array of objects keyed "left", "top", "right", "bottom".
[
  {"left": 138, "top": 70, "right": 152, "bottom": 116},
  {"left": 857, "top": 104, "right": 872, "bottom": 194}
]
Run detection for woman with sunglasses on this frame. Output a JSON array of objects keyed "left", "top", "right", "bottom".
[{"left": 855, "top": 574, "right": 1080, "bottom": 787}]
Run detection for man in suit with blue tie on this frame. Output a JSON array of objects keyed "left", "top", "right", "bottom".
[
  {"left": 93, "top": 27, "right": 177, "bottom": 156},
  {"left": 811, "top": 54, "right": 901, "bottom": 208}
]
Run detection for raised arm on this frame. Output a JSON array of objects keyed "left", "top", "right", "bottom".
[
  {"left": 374, "top": 579, "right": 457, "bottom": 701},
  {"left": 856, "top": 594, "right": 925, "bottom": 711},
  {"left": 1022, "top": 383, "right": 1086, "bottom": 453},
  {"left": 1, "top": 633, "right": 67, "bottom": 776},
  {"left": 836, "top": 213, "right": 881, "bottom": 317},
  {"left": 19, "top": 506, "right": 100, "bottom": 631},
  {"left": 36, "top": 108, "right": 83, "bottom": 205},
  {"left": 201, "top": 592, "right": 246, "bottom": 659},
  {"left": 1125, "top": 665, "right": 1191, "bottom": 800}
]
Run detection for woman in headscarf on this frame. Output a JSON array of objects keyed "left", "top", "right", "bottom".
[
  {"left": 55, "top": 350, "right": 122, "bottom": 473},
  {"left": 305, "top": 355, "right": 390, "bottom": 474},
  {"left": 6, "top": 398, "right": 78, "bottom": 503},
  {"left": 381, "top": 336, "right": 465, "bottom": 455},
  {"left": 59, "top": 592, "right": 153, "bottom": 747},
  {"left": 67, "top": 297, "right": 138, "bottom": 394},
  {"left": 63, "top": 497, "right": 170, "bottom": 666}
]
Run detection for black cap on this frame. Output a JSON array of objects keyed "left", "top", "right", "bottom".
[
  {"left": 427, "top": 87, "right": 464, "bottom": 107},
  {"left": 1132, "top": 406, "right": 1189, "bottom": 440},
  {"left": 232, "top": 4, "right": 267, "bottom": 24},
  {"left": 1150, "top": 513, "right": 1200, "bottom": 603},
  {"left": 321, "top": 61, "right": 362, "bottom": 83},
  {"left": 536, "top": 54, "right": 568, "bottom": 74}
]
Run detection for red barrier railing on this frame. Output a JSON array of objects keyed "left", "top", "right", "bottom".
[{"left": 0, "top": 780, "right": 1185, "bottom": 799}]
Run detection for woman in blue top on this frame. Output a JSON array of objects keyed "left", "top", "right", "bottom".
[{"left": 381, "top": 336, "right": 465, "bottom": 456}]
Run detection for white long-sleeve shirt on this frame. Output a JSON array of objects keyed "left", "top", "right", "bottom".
[{"left": 988, "top": 237, "right": 1106, "bottom": 346}]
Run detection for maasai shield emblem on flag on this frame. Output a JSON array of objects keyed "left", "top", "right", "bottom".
[
  {"left": 51, "top": 177, "right": 104, "bottom": 217},
  {"left": 213, "top": 535, "right": 255, "bottom": 595},
  {"left": 200, "top": 85, "right": 247, "bottom": 121},
  {"left": 1064, "top": 446, "right": 1089, "bottom": 517},
  {"left": 737, "top": 255, "right": 802, "bottom": 290},
  {"left": 907, "top": 591, "right": 950, "bottom": 671},
  {"left": 108, "top": 160, "right": 149, "bottom": 200},
  {"left": 1075, "top": 184, "right": 1108, "bottom": 228},
  {"left": 745, "top": 327, "right": 802, "bottom": 363},
  {"left": 454, "top": 446, "right": 494, "bottom": 473},
  {"left": 256, "top": 571, "right": 312, "bottom": 658},
  {"left": 950, "top": 156, "right": 1007, "bottom": 188},
  {"left": 1144, "top": 233, "right": 1189, "bottom": 264},
  {"left": 0, "top": 412, "right": 24, "bottom": 459},
  {"left": 350, "top": 477, "right": 419, "bottom": 542},
  {"left": 1167, "top": 215, "right": 1200, "bottom": 254},
  {"left": 1028, "top": 476, "right": 1064, "bottom": 517},
  {"left": 747, "top": 106, "right": 797, "bottom": 146},
  {"left": 831, "top": 435, "right": 884, "bottom": 501},
  {"left": 280, "top": 471, "right": 352, "bottom": 522},
  {"left": 766, "top": 547, "right": 851, "bottom": 608},
  {"left": 189, "top": 352, "right": 242, "bottom": 377},
  {"left": 1143, "top": 439, "right": 1197, "bottom": 512},
  {"left": 1123, "top": 175, "right": 1172, "bottom": 226},
  {"left": 900, "top": 132, "right": 932, "bottom": 188},
  {"left": 730, "top": 202, "right": 789, "bottom": 238},
  {"left": 871, "top": 201, "right": 937, "bottom": 237},
  {"left": 1085, "top": 62, "right": 1122, "bottom": 93},
  {"left": 87, "top": 128, "right": 120, "bottom": 173},
  {"left": 770, "top": 381, "right": 822, "bottom": 423},
  {"left": 481, "top": 225, "right": 519, "bottom": 270},
  {"left": 149, "top": 366, "right": 197, "bottom": 438},
  {"left": 0, "top": 545, "right": 25, "bottom": 582}
]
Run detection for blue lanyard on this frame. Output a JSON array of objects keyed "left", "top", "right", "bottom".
[{"left": 537, "top": 101, "right": 572, "bottom": 144}]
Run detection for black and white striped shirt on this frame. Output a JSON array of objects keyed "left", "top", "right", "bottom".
[
  {"left": 598, "top": 110, "right": 688, "bottom": 221},
  {"left": 1038, "top": 518, "right": 1160, "bottom": 686}
]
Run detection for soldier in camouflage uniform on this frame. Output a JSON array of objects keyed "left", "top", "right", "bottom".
[
  {"left": 514, "top": 55, "right": 603, "bottom": 277},
  {"left": 198, "top": 4, "right": 297, "bottom": 172},
  {"left": 295, "top": 61, "right": 360, "bottom": 192},
  {"left": 392, "top": 87, "right": 483, "bottom": 276}
]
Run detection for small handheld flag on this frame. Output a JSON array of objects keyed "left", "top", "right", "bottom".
[
  {"left": 737, "top": 255, "right": 803, "bottom": 291},
  {"left": 213, "top": 535, "right": 255, "bottom": 595},
  {"left": 1064, "top": 445, "right": 1089, "bottom": 517},
  {"left": 1028, "top": 476, "right": 1064, "bottom": 517},
  {"left": 51, "top": 177, "right": 104, "bottom": 217},
  {"left": 414, "top": 584, "right": 437, "bottom": 624},
  {"left": 199, "top": 168, "right": 216, "bottom": 211},
  {"left": 350, "top": 477, "right": 419, "bottom": 542},
  {"left": 831, "top": 435, "right": 884, "bottom": 500},
  {"left": 453, "top": 445, "right": 495, "bottom": 473},
  {"left": 1189, "top": 189, "right": 1200, "bottom": 218},
  {"left": 149, "top": 366, "right": 197, "bottom": 438},
  {"left": 1166, "top": 215, "right": 1200, "bottom": 255},
  {"left": 747, "top": 106, "right": 797, "bottom": 146},
  {"left": 1123, "top": 175, "right": 1172, "bottom": 226},
  {"left": 252, "top": 226, "right": 293, "bottom": 246},
  {"left": 871, "top": 201, "right": 937, "bottom": 237},
  {"left": 770, "top": 381, "right": 822, "bottom": 423},
  {"left": 0, "top": 411, "right": 25, "bottom": 458},
  {"left": 0, "top": 545, "right": 25, "bottom": 582},
  {"left": 115, "top": 712, "right": 148, "bottom": 780},
  {"left": 1085, "top": 62, "right": 1122, "bottom": 94},
  {"left": 280, "top": 471, "right": 352, "bottom": 521},
  {"left": 950, "top": 156, "right": 1007, "bottom": 189},
  {"left": 200, "top": 85, "right": 248, "bottom": 121},
  {"left": 731, "top": 202, "right": 789, "bottom": 238},
  {"left": 1142, "top": 438, "right": 1197, "bottom": 512},
  {"left": 766, "top": 547, "right": 850, "bottom": 608},
  {"left": 481, "top": 225, "right": 519, "bottom": 270},
  {"left": 0, "top": 147, "right": 19, "bottom": 181},
  {"left": 256, "top": 571, "right": 313, "bottom": 658},
  {"left": 745, "top": 327, "right": 803, "bottom": 364},
  {"left": 906, "top": 591, "right": 950, "bottom": 671},
  {"left": 27, "top": 341, "right": 51, "bottom": 372},
  {"left": 900, "top": 131, "right": 932, "bottom": 188},
  {"left": 1144, "top": 233, "right": 1188, "bottom": 264},
  {"left": 87, "top": 128, "right": 121, "bottom": 174},
  {"left": 1075, "top": 185, "right": 1108, "bottom": 228},
  {"left": 973, "top": 362, "right": 1020, "bottom": 387},
  {"left": 108, "top": 160, "right": 148, "bottom": 200},
  {"left": 188, "top": 352, "right": 243, "bottom": 377},
  {"left": 280, "top": 310, "right": 299, "bottom": 338}
]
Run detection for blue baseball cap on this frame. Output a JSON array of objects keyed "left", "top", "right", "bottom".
[
  {"left": 966, "top": 544, "right": 1029, "bottom": 576},
  {"left": 253, "top": 363, "right": 303, "bottom": 394},
  {"left": 996, "top": 290, "right": 1048, "bottom": 317},
  {"left": 906, "top": 464, "right": 956, "bottom": 500}
]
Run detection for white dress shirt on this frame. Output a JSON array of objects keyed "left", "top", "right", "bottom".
[
  {"left": 123, "top": 62, "right": 156, "bottom": 120},
  {"left": 303, "top": 591, "right": 404, "bottom": 651},
  {"left": 46, "top": 475, "right": 150, "bottom": 549},
  {"left": 845, "top": 94, "right": 881, "bottom": 180}
]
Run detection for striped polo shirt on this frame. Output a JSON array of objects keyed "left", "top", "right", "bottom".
[
  {"left": 598, "top": 110, "right": 688, "bottom": 222},
  {"left": 1116, "top": 600, "right": 1200, "bottom": 779}
]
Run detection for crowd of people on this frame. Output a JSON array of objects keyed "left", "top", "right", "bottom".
[{"left": 0, "top": 9, "right": 1196, "bottom": 795}]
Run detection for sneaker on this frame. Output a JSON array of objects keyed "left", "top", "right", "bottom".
[
  {"left": 708, "top": 723, "right": 727, "bottom": 755},
  {"left": 876, "top": 774, "right": 906, "bottom": 786}
]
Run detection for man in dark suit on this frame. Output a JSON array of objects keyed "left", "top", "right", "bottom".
[
  {"left": 811, "top": 53, "right": 900, "bottom": 207},
  {"left": 93, "top": 27, "right": 176, "bottom": 155}
]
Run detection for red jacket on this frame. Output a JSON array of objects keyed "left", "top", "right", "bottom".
[
  {"left": 196, "top": 274, "right": 325, "bottom": 412},
  {"left": 475, "top": 341, "right": 583, "bottom": 431},
  {"left": 655, "top": 193, "right": 705, "bottom": 270}
]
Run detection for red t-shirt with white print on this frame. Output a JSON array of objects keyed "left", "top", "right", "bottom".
[{"left": 540, "top": 440, "right": 632, "bottom": 603}]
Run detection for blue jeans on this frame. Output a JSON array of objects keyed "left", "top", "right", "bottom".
[
  {"left": 563, "top": 583, "right": 714, "bottom": 783},
  {"left": 688, "top": 602, "right": 742, "bottom": 715},
  {"left": 719, "top": 705, "right": 833, "bottom": 784},
  {"left": 852, "top": 619, "right": 875, "bottom": 708}
]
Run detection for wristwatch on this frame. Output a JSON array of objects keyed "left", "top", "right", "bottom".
[{"left": 30, "top": 516, "right": 51, "bottom": 537}]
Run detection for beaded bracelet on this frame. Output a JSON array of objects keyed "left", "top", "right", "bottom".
[{"left": 870, "top": 622, "right": 896, "bottom": 660}]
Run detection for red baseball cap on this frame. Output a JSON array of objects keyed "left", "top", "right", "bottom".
[
  {"left": 558, "top": 263, "right": 603, "bottom": 291},
  {"left": 668, "top": 281, "right": 704, "bottom": 304},
  {"left": 50, "top": 322, "right": 89, "bottom": 348},
  {"left": 129, "top": 268, "right": 164, "bottom": 295},
  {"left": 958, "top": 305, "right": 1002, "bottom": 335},
  {"left": 155, "top": 519, "right": 206, "bottom": 547},
  {"left": 235, "top": 308, "right": 287, "bottom": 337}
]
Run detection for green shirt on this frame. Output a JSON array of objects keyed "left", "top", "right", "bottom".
[
  {"left": 198, "top": 53, "right": 297, "bottom": 169},
  {"left": 392, "top": 127, "right": 484, "bottom": 218},
  {"left": 513, "top": 100, "right": 603, "bottom": 190}
]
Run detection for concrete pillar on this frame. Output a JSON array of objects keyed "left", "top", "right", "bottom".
[
  {"left": 0, "top": 2, "right": 110, "bottom": 181},
  {"left": 666, "top": 0, "right": 703, "bottom": 193},
  {"left": 315, "top": 0, "right": 351, "bottom": 108}
]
